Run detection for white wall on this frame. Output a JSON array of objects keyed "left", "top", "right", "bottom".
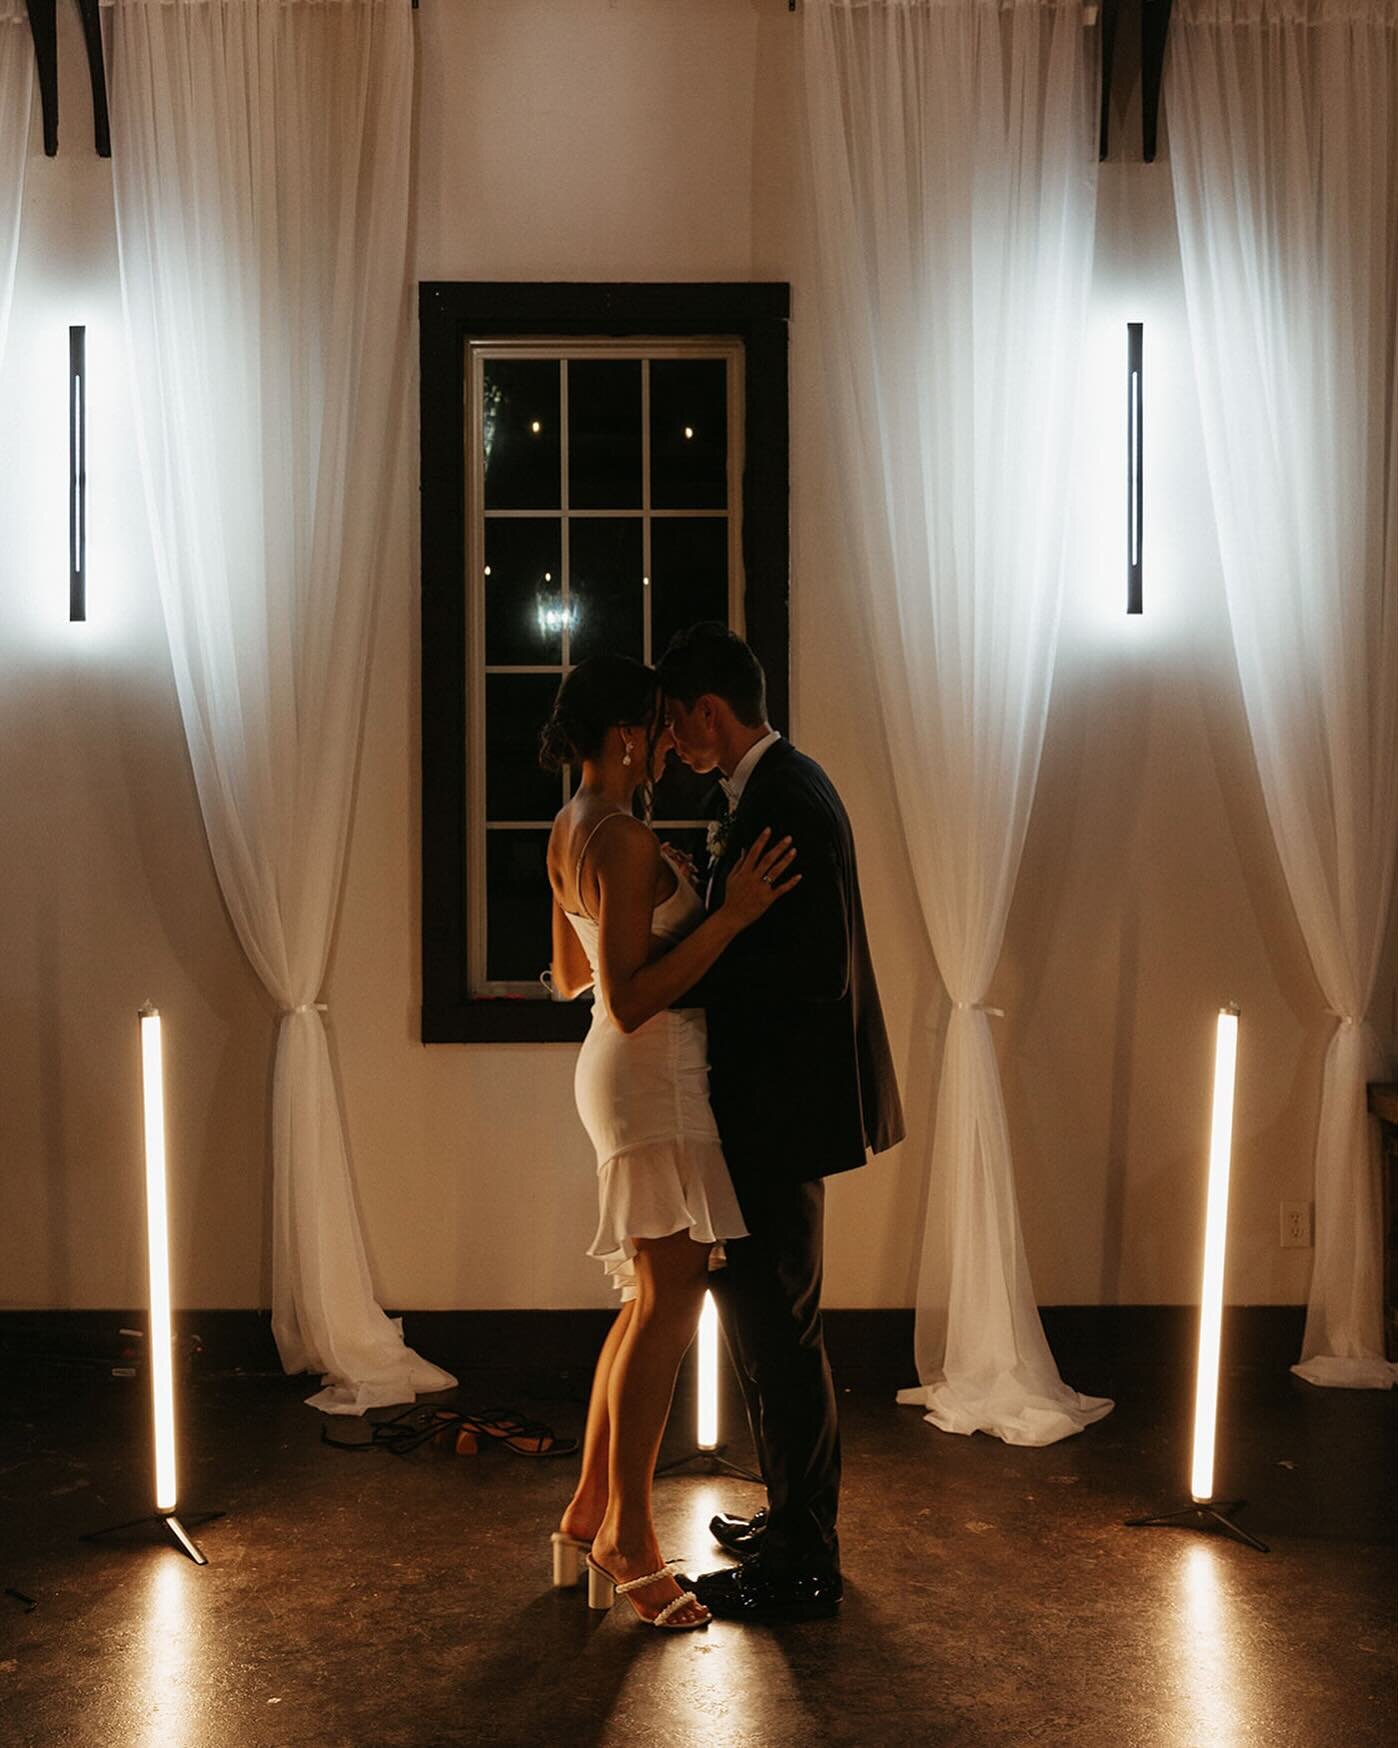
[{"left": 1, "top": 0, "right": 1391, "bottom": 1314}]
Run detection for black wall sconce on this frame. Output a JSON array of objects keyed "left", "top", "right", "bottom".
[
  {"left": 70, "top": 324, "right": 85, "bottom": 623},
  {"left": 1127, "top": 321, "right": 1143, "bottom": 615}
]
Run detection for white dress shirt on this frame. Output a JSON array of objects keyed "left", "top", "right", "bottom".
[{"left": 720, "top": 729, "right": 782, "bottom": 809}]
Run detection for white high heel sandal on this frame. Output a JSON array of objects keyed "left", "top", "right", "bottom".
[
  {"left": 551, "top": 1530, "right": 686, "bottom": 1591},
  {"left": 586, "top": 1555, "right": 708, "bottom": 1630},
  {"left": 550, "top": 1531, "right": 591, "bottom": 1588}
]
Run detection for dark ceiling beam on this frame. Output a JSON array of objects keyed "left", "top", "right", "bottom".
[
  {"left": 23, "top": 0, "right": 110, "bottom": 158},
  {"left": 1142, "top": 0, "right": 1174, "bottom": 163},
  {"left": 1098, "top": 0, "right": 1121, "bottom": 162},
  {"left": 22, "top": 0, "right": 56, "bottom": 157}
]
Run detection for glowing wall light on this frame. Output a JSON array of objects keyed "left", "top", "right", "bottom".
[
  {"left": 70, "top": 324, "right": 86, "bottom": 622},
  {"left": 1127, "top": 321, "right": 1142, "bottom": 614}
]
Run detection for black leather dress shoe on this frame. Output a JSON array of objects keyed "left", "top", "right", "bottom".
[
  {"left": 690, "top": 1555, "right": 842, "bottom": 1622},
  {"left": 709, "top": 1508, "right": 769, "bottom": 1555}
]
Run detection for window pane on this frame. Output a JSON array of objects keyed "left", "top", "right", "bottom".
[
  {"left": 483, "top": 359, "right": 561, "bottom": 510},
  {"left": 650, "top": 359, "right": 727, "bottom": 509},
  {"left": 485, "top": 674, "right": 564, "bottom": 820},
  {"left": 650, "top": 517, "right": 729, "bottom": 662},
  {"left": 484, "top": 519, "right": 564, "bottom": 665},
  {"left": 569, "top": 359, "right": 642, "bottom": 509},
  {"left": 570, "top": 518, "right": 644, "bottom": 663},
  {"left": 486, "top": 830, "right": 552, "bottom": 984}
]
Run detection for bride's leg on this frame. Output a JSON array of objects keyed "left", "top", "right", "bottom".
[
  {"left": 593, "top": 1230, "right": 711, "bottom": 1624},
  {"left": 559, "top": 1299, "right": 633, "bottom": 1541}
]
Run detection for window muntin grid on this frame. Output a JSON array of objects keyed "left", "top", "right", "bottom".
[{"left": 467, "top": 340, "right": 745, "bottom": 998}]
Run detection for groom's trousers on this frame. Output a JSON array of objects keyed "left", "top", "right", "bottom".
[{"left": 709, "top": 1177, "right": 841, "bottom": 1575}]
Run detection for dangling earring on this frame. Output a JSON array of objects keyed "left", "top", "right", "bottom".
[{"left": 622, "top": 737, "right": 633, "bottom": 768}]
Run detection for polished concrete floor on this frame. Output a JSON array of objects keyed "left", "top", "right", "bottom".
[{"left": 1, "top": 1323, "right": 1393, "bottom": 1748}]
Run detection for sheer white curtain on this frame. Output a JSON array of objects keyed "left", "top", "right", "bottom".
[
  {"left": 110, "top": 0, "right": 454, "bottom": 1412},
  {"left": 0, "top": 0, "right": 32, "bottom": 370},
  {"left": 803, "top": 0, "right": 1113, "bottom": 1443},
  {"left": 1169, "top": 0, "right": 1398, "bottom": 1388}
]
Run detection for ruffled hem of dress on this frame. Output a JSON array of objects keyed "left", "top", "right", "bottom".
[{"left": 587, "top": 1136, "right": 748, "bottom": 1303}]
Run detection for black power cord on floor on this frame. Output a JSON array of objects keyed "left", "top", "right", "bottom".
[{"left": 320, "top": 1403, "right": 577, "bottom": 1459}]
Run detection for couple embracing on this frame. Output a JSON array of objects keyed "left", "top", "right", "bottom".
[{"left": 543, "top": 622, "right": 904, "bottom": 1630}]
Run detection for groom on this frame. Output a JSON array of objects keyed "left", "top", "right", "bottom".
[{"left": 657, "top": 622, "right": 904, "bottom": 1621}]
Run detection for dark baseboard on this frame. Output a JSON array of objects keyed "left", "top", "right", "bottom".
[{"left": 0, "top": 1306, "right": 1307, "bottom": 1396}]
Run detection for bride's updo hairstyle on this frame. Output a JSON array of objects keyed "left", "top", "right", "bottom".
[{"left": 539, "top": 654, "right": 661, "bottom": 777}]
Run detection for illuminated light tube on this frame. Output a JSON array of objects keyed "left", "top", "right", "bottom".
[
  {"left": 1127, "top": 320, "right": 1143, "bottom": 615},
  {"left": 70, "top": 325, "right": 87, "bottom": 623},
  {"left": 1190, "top": 1005, "right": 1239, "bottom": 1504},
  {"left": 697, "top": 1290, "right": 719, "bottom": 1452},
  {"left": 140, "top": 1005, "right": 178, "bottom": 1515}
]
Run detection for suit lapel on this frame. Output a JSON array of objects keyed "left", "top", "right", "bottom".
[{"left": 705, "top": 740, "right": 797, "bottom": 912}]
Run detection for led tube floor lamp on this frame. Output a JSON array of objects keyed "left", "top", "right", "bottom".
[
  {"left": 656, "top": 1290, "right": 760, "bottom": 1482},
  {"left": 83, "top": 1007, "right": 222, "bottom": 1564},
  {"left": 1127, "top": 1005, "right": 1268, "bottom": 1552}
]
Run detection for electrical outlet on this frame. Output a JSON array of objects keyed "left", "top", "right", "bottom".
[{"left": 1280, "top": 1201, "right": 1313, "bottom": 1249}]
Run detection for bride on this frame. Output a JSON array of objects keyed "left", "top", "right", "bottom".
[{"left": 541, "top": 654, "right": 798, "bottom": 1631}]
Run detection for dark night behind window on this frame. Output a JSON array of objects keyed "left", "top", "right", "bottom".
[{"left": 472, "top": 346, "right": 739, "bottom": 994}]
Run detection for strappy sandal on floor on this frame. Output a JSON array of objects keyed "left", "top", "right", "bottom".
[
  {"left": 550, "top": 1532, "right": 688, "bottom": 1590},
  {"left": 458, "top": 1410, "right": 578, "bottom": 1458},
  {"left": 586, "top": 1556, "right": 709, "bottom": 1630}
]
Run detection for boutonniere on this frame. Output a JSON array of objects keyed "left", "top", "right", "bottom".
[{"left": 706, "top": 795, "right": 734, "bottom": 865}]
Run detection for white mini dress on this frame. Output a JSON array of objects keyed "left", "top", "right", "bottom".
[{"left": 565, "top": 823, "right": 748, "bottom": 1302}]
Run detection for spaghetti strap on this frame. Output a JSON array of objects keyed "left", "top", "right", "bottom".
[{"left": 575, "top": 811, "right": 633, "bottom": 922}]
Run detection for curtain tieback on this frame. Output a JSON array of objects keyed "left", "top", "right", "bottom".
[
  {"left": 954, "top": 1001, "right": 1006, "bottom": 1018},
  {"left": 287, "top": 1002, "right": 328, "bottom": 1016},
  {"left": 1325, "top": 1008, "right": 1362, "bottom": 1029}
]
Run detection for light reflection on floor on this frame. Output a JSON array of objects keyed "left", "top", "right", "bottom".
[
  {"left": 139, "top": 1557, "right": 193, "bottom": 1748},
  {"left": 634, "top": 1474, "right": 808, "bottom": 1736},
  {"left": 1175, "top": 1540, "right": 1240, "bottom": 1748}
]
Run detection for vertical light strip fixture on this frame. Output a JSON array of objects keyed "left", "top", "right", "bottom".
[
  {"left": 70, "top": 325, "right": 86, "bottom": 622},
  {"left": 140, "top": 1006, "right": 179, "bottom": 1520},
  {"left": 697, "top": 1290, "right": 720, "bottom": 1452},
  {"left": 1127, "top": 321, "right": 1143, "bottom": 614},
  {"left": 83, "top": 1007, "right": 223, "bottom": 1563},
  {"left": 656, "top": 1287, "right": 760, "bottom": 1483},
  {"left": 1192, "top": 1004, "right": 1239, "bottom": 1507},
  {"left": 1127, "top": 1004, "right": 1268, "bottom": 1551}
]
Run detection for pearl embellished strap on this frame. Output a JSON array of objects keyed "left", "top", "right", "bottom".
[
  {"left": 653, "top": 1590, "right": 702, "bottom": 1626},
  {"left": 613, "top": 1562, "right": 676, "bottom": 1595},
  {"left": 611, "top": 1573, "right": 678, "bottom": 1601}
]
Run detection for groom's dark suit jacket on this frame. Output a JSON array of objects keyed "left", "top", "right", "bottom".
[{"left": 684, "top": 739, "right": 904, "bottom": 1192}]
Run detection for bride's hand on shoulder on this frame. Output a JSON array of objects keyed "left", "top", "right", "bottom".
[{"left": 721, "top": 828, "right": 800, "bottom": 928}]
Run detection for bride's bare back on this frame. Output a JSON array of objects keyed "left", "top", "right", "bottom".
[{"left": 548, "top": 800, "right": 678, "bottom": 929}]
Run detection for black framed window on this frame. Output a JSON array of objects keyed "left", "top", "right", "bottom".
[{"left": 420, "top": 284, "right": 789, "bottom": 1044}]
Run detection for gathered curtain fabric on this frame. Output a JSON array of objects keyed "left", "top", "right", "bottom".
[
  {"left": 802, "top": 0, "right": 1113, "bottom": 1443},
  {"left": 109, "top": 0, "right": 454, "bottom": 1412},
  {"left": 1168, "top": 0, "right": 1398, "bottom": 1387},
  {"left": 0, "top": 0, "right": 32, "bottom": 371}
]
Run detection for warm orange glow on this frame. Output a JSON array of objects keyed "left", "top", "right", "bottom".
[{"left": 1191, "top": 1007, "right": 1239, "bottom": 1503}]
